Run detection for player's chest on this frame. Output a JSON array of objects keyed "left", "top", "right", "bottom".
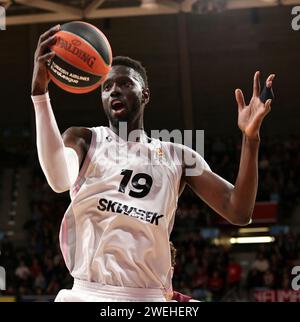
[{"left": 90, "top": 143, "right": 177, "bottom": 192}]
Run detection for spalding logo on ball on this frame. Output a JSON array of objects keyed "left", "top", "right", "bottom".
[{"left": 48, "top": 21, "right": 112, "bottom": 94}]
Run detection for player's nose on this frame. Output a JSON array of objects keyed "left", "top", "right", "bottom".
[{"left": 110, "top": 83, "right": 122, "bottom": 98}]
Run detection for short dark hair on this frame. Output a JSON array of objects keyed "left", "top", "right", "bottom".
[{"left": 112, "top": 56, "right": 148, "bottom": 88}]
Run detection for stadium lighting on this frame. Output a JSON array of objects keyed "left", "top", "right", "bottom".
[
  {"left": 230, "top": 236, "right": 275, "bottom": 244},
  {"left": 238, "top": 227, "right": 270, "bottom": 234},
  {"left": 140, "top": 0, "right": 158, "bottom": 8}
]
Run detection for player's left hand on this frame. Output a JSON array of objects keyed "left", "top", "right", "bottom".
[{"left": 235, "top": 71, "right": 275, "bottom": 140}]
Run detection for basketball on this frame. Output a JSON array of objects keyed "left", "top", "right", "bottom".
[{"left": 47, "top": 21, "right": 112, "bottom": 94}]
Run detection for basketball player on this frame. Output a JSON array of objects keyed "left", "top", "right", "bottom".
[{"left": 31, "top": 25, "right": 275, "bottom": 302}]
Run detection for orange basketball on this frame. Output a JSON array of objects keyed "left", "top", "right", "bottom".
[{"left": 48, "top": 21, "right": 112, "bottom": 94}]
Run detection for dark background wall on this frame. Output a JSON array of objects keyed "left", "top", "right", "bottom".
[{"left": 0, "top": 5, "right": 299, "bottom": 140}]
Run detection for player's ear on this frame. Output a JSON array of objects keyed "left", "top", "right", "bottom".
[{"left": 142, "top": 88, "right": 150, "bottom": 106}]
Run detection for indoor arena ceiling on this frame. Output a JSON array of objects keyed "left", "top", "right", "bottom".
[{"left": 1, "top": 0, "right": 300, "bottom": 26}]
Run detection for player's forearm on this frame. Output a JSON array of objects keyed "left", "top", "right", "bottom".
[
  {"left": 230, "top": 134, "right": 260, "bottom": 225},
  {"left": 32, "top": 93, "right": 79, "bottom": 192}
]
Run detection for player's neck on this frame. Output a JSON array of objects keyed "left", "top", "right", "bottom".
[{"left": 109, "top": 119, "right": 145, "bottom": 142}]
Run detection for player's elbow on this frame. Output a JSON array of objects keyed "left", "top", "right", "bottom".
[
  {"left": 47, "top": 177, "right": 70, "bottom": 193},
  {"left": 51, "top": 185, "right": 69, "bottom": 193},
  {"left": 229, "top": 211, "right": 252, "bottom": 226},
  {"left": 41, "top": 166, "right": 72, "bottom": 193},
  {"left": 232, "top": 217, "right": 252, "bottom": 227}
]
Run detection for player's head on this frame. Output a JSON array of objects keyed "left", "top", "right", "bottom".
[
  {"left": 101, "top": 56, "right": 150, "bottom": 129},
  {"left": 112, "top": 56, "right": 148, "bottom": 88}
]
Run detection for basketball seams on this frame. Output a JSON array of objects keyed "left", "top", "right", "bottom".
[
  {"left": 53, "top": 51, "right": 106, "bottom": 77},
  {"left": 58, "top": 30, "right": 107, "bottom": 65},
  {"left": 78, "top": 21, "right": 112, "bottom": 64},
  {"left": 54, "top": 30, "right": 110, "bottom": 74},
  {"left": 61, "top": 21, "right": 112, "bottom": 66},
  {"left": 48, "top": 21, "right": 112, "bottom": 94}
]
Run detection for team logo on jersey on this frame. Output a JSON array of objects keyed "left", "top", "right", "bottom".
[
  {"left": 154, "top": 147, "right": 170, "bottom": 166},
  {"left": 156, "top": 147, "right": 164, "bottom": 157},
  {"left": 97, "top": 198, "right": 164, "bottom": 226}
]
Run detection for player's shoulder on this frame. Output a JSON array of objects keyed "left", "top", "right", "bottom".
[
  {"left": 162, "top": 142, "right": 211, "bottom": 175},
  {"left": 160, "top": 141, "right": 204, "bottom": 160},
  {"left": 62, "top": 127, "right": 92, "bottom": 149},
  {"left": 158, "top": 140, "right": 183, "bottom": 152},
  {"left": 63, "top": 126, "right": 91, "bottom": 140},
  {"left": 151, "top": 140, "right": 182, "bottom": 160}
]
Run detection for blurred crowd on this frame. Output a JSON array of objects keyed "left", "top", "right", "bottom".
[
  {"left": 176, "top": 134, "right": 300, "bottom": 226},
  {"left": 0, "top": 168, "right": 72, "bottom": 300},
  {"left": 246, "top": 232, "right": 300, "bottom": 293},
  {"left": 0, "top": 128, "right": 31, "bottom": 168},
  {"left": 171, "top": 230, "right": 300, "bottom": 301},
  {"left": 0, "top": 132, "right": 299, "bottom": 301}
]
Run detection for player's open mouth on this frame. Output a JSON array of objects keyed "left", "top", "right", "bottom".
[{"left": 111, "top": 100, "right": 126, "bottom": 111}]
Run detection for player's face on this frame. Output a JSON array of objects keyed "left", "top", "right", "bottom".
[{"left": 101, "top": 65, "right": 146, "bottom": 127}]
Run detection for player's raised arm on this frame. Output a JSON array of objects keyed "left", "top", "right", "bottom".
[
  {"left": 183, "top": 72, "right": 275, "bottom": 226},
  {"left": 31, "top": 25, "right": 89, "bottom": 193},
  {"left": 31, "top": 24, "right": 60, "bottom": 96}
]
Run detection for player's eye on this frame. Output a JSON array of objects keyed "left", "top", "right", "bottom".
[
  {"left": 122, "top": 80, "right": 133, "bottom": 88},
  {"left": 103, "top": 83, "right": 112, "bottom": 91}
]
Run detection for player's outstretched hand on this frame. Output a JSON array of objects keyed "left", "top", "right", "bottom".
[
  {"left": 31, "top": 24, "right": 60, "bottom": 96},
  {"left": 235, "top": 71, "right": 275, "bottom": 140}
]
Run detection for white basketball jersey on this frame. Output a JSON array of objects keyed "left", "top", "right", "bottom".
[{"left": 59, "top": 126, "right": 207, "bottom": 294}]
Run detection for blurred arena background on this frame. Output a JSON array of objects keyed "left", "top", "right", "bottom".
[{"left": 0, "top": 0, "right": 299, "bottom": 302}]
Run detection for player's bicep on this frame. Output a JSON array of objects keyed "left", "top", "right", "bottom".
[
  {"left": 186, "top": 170, "right": 234, "bottom": 220},
  {"left": 176, "top": 143, "right": 211, "bottom": 177},
  {"left": 179, "top": 143, "right": 235, "bottom": 219},
  {"left": 62, "top": 127, "right": 90, "bottom": 167}
]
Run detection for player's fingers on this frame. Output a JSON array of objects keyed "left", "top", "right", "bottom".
[
  {"left": 257, "top": 99, "right": 272, "bottom": 120},
  {"left": 38, "top": 24, "right": 60, "bottom": 45},
  {"left": 251, "top": 100, "right": 271, "bottom": 131},
  {"left": 235, "top": 89, "right": 245, "bottom": 111},
  {"left": 252, "top": 71, "right": 260, "bottom": 97},
  {"left": 262, "top": 99, "right": 272, "bottom": 116},
  {"left": 266, "top": 74, "right": 275, "bottom": 88},
  {"left": 36, "top": 35, "right": 57, "bottom": 60},
  {"left": 37, "top": 51, "right": 55, "bottom": 64},
  {"left": 260, "top": 79, "right": 274, "bottom": 103}
]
